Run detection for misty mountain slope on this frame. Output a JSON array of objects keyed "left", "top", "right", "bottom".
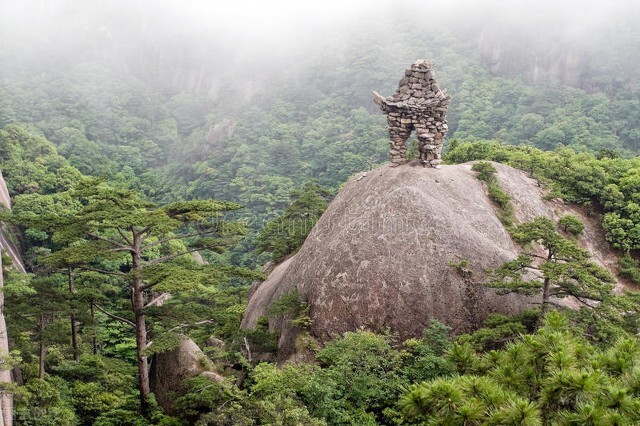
[
  {"left": 3, "top": 2, "right": 640, "bottom": 204},
  {"left": 242, "top": 161, "right": 622, "bottom": 358},
  {"left": 1, "top": 2, "right": 640, "bottom": 269}
]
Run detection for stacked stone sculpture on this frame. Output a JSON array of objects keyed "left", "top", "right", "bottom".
[{"left": 373, "top": 60, "right": 450, "bottom": 167}]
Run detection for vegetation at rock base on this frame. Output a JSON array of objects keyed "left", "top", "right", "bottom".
[{"left": 402, "top": 312, "right": 640, "bottom": 425}]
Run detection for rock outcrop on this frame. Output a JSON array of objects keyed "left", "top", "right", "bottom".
[
  {"left": 0, "top": 173, "right": 10, "bottom": 211},
  {"left": 0, "top": 172, "right": 14, "bottom": 425},
  {"left": 0, "top": 172, "right": 25, "bottom": 274},
  {"left": 242, "top": 162, "right": 619, "bottom": 359},
  {"left": 149, "top": 336, "right": 224, "bottom": 415}
]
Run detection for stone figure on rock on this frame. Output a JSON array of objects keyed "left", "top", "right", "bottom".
[{"left": 373, "top": 60, "right": 450, "bottom": 167}]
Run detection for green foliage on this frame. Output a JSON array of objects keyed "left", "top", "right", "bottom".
[
  {"left": 176, "top": 327, "right": 453, "bottom": 425},
  {"left": 471, "top": 161, "right": 497, "bottom": 182},
  {"left": 400, "top": 375, "right": 541, "bottom": 425},
  {"left": 1, "top": 127, "right": 255, "bottom": 420},
  {"left": 401, "top": 321, "right": 455, "bottom": 383},
  {"left": 0, "top": 124, "right": 81, "bottom": 196},
  {"left": 401, "top": 312, "right": 640, "bottom": 425},
  {"left": 456, "top": 310, "right": 540, "bottom": 352},
  {"left": 71, "top": 381, "right": 123, "bottom": 424},
  {"left": 176, "top": 364, "right": 329, "bottom": 425},
  {"left": 240, "top": 316, "right": 278, "bottom": 355},
  {"left": 603, "top": 211, "right": 640, "bottom": 252},
  {"left": 267, "top": 289, "right": 313, "bottom": 332},
  {"left": 447, "top": 141, "right": 640, "bottom": 252},
  {"left": 14, "top": 376, "right": 78, "bottom": 425},
  {"left": 267, "top": 289, "right": 306, "bottom": 318},
  {"left": 558, "top": 214, "right": 585, "bottom": 235},
  {"left": 471, "top": 161, "right": 515, "bottom": 226},
  {"left": 4, "top": 14, "right": 640, "bottom": 424},
  {"left": 489, "top": 217, "right": 615, "bottom": 313},
  {"left": 314, "top": 331, "right": 408, "bottom": 423},
  {"left": 174, "top": 376, "right": 240, "bottom": 424},
  {"left": 449, "top": 259, "right": 470, "bottom": 271},
  {"left": 256, "top": 181, "right": 331, "bottom": 263},
  {"left": 248, "top": 364, "right": 327, "bottom": 426},
  {"left": 488, "top": 182, "right": 515, "bottom": 226},
  {"left": 618, "top": 254, "right": 640, "bottom": 284}
]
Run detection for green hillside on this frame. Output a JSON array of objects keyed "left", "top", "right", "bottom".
[{"left": 1, "top": 1, "right": 640, "bottom": 424}]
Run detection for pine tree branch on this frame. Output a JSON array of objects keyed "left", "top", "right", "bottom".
[
  {"left": 140, "top": 281, "right": 159, "bottom": 291},
  {"left": 572, "top": 294, "right": 602, "bottom": 307},
  {"left": 116, "top": 227, "right": 133, "bottom": 247},
  {"left": 526, "top": 252, "right": 572, "bottom": 263},
  {"left": 110, "top": 247, "right": 134, "bottom": 253},
  {"left": 143, "top": 247, "right": 204, "bottom": 268},
  {"left": 94, "top": 304, "right": 135, "bottom": 328},
  {"left": 166, "top": 319, "right": 214, "bottom": 333},
  {"left": 87, "top": 232, "right": 129, "bottom": 250},
  {"left": 79, "top": 266, "right": 126, "bottom": 276},
  {"left": 527, "top": 253, "right": 550, "bottom": 261},
  {"left": 141, "top": 231, "right": 207, "bottom": 251}
]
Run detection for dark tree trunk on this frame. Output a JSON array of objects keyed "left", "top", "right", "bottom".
[
  {"left": 90, "top": 301, "right": 97, "bottom": 355},
  {"left": 38, "top": 316, "right": 46, "bottom": 380},
  {"left": 541, "top": 249, "right": 554, "bottom": 316},
  {"left": 68, "top": 267, "right": 79, "bottom": 362},
  {"left": 541, "top": 277, "right": 551, "bottom": 315},
  {"left": 131, "top": 235, "right": 150, "bottom": 416}
]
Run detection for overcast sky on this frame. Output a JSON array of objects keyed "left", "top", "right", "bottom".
[
  {"left": 3, "top": 0, "right": 638, "bottom": 46},
  {"left": 2, "top": 0, "right": 639, "bottom": 87}
]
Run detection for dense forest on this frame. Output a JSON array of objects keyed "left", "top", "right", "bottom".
[{"left": 1, "top": 1, "right": 640, "bottom": 424}]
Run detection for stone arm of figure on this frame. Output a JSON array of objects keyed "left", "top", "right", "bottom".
[
  {"left": 372, "top": 90, "right": 386, "bottom": 106},
  {"left": 373, "top": 90, "right": 448, "bottom": 111}
]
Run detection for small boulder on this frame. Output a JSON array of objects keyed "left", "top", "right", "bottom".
[
  {"left": 200, "top": 371, "right": 225, "bottom": 382},
  {"left": 206, "top": 336, "right": 225, "bottom": 350},
  {"left": 150, "top": 335, "right": 217, "bottom": 415}
]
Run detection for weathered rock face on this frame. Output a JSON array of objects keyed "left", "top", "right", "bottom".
[
  {"left": 0, "top": 171, "right": 13, "bottom": 425},
  {"left": 0, "top": 171, "right": 25, "bottom": 274},
  {"left": 373, "top": 60, "right": 450, "bottom": 166},
  {"left": 0, "top": 172, "right": 11, "bottom": 210},
  {"left": 149, "top": 336, "right": 223, "bottom": 415},
  {"left": 242, "top": 162, "right": 618, "bottom": 358}
]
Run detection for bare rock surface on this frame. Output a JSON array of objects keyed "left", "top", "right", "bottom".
[
  {"left": 242, "top": 162, "right": 620, "bottom": 357},
  {"left": 0, "top": 173, "right": 10, "bottom": 209},
  {"left": 0, "top": 171, "right": 24, "bottom": 273}
]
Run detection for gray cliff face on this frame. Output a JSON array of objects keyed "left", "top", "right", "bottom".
[
  {"left": 0, "top": 172, "right": 11, "bottom": 210},
  {"left": 0, "top": 171, "right": 24, "bottom": 273},
  {"left": 242, "top": 162, "right": 619, "bottom": 357}
]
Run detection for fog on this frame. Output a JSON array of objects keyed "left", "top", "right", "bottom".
[{"left": 2, "top": 0, "right": 640, "bottom": 95}]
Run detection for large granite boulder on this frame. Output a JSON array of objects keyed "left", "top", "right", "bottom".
[{"left": 242, "top": 162, "right": 618, "bottom": 358}]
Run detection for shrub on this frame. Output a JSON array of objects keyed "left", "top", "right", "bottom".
[{"left": 558, "top": 214, "right": 585, "bottom": 235}]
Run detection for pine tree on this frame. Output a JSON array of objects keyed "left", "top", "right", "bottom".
[
  {"left": 13, "top": 178, "right": 247, "bottom": 416},
  {"left": 488, "top": 217, "right": 614, "bottom": 315}
]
